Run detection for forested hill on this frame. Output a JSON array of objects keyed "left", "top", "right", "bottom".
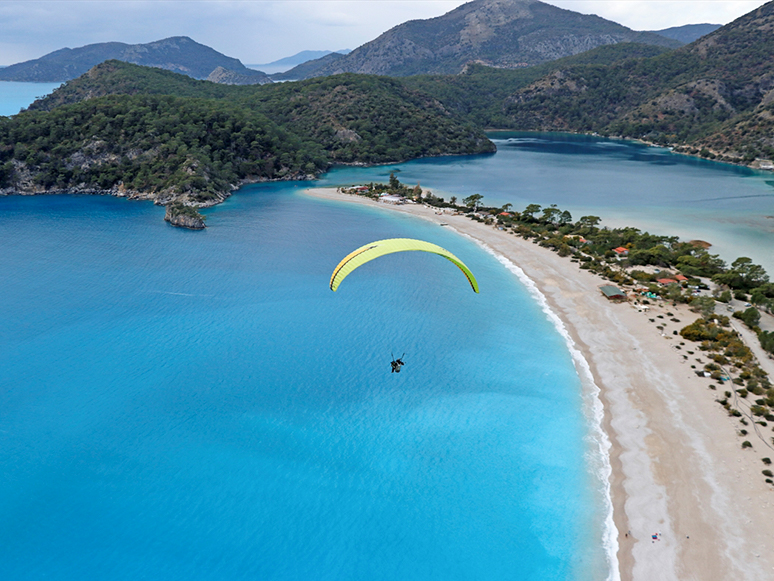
[
  {"left": 0, "top": 62, "right": 494, "bottom": 214},
  {"left": 406, "top": 1, "right": 774, "bottom": 164}
]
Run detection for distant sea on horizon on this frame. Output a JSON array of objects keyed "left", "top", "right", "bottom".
[
  {"left": 2, "top": 84, "right": 773, "bottom": 579},
  {"left": 0, "top": 81, "right": 62, "bottom": 116}
]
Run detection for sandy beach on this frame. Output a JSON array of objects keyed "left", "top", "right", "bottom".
[{"left": 305, "top": 187, "right": 774, "bottom": 581}]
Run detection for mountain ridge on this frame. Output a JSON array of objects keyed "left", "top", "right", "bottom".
[
  {"left": 649, "top": 23, "right": 721, "bottom": 44},
  {"left": 407, "top": 0, "right": 774, "bottom": 164},
  {"left": 288, "top": 0, "right": 681, "bottom": 79},
  {"left": 0, "top": 36, "right": 271, "bottom": 85}
]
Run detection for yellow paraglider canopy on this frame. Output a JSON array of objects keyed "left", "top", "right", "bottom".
[{"left": 330, "top": 238, "right": 479, "bottom": 293}]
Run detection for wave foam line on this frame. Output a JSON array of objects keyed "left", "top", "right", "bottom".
[{"left": 461, "top": 233, "right": 621, "bottom": 581}]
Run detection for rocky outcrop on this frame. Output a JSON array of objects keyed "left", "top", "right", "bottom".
[
  {"left": 205, "top": 66, "right": 271, "bottom": 85},
  {"left": 164, "top": 203, "right": 206, "bottom": 230}
]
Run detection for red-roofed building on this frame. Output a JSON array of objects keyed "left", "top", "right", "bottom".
[
  {"left": 675, "top": 274, "right": 688, "bottom": 282},
  {"left": 657, "top": 278, "right": 678, "bottom": 285},
  {"left": 613, "top": 247, "right": 629, "bottom": 257}
]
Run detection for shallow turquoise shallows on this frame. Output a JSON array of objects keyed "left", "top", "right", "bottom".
[
  {"left": 0, "top": 185, "right": 606, "bottom": 580},
  {"left": 3, "top": 128, "right": 773, "bottom": 581}
]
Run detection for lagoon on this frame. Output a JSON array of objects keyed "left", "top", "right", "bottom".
[
  {"left": 318, "top": 132, "right": 774, "bottom": 275},
  {"left": 1, "top": 131, "right": 773, "bottom": 580}
]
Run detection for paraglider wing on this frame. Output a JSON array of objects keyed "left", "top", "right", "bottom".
[{"left": 329, "top": 238, "right": 479, "bottom": 293}]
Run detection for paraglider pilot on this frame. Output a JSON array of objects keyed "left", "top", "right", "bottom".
[{"left": 391, "top": 353, "right": 405, "bottom": 373}]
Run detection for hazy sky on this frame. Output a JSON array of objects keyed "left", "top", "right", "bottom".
[{"left": 0, "top": 0, "right": 769, "bottom": 66}]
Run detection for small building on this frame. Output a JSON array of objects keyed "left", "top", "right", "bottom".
[
  {"left": 657, "top": 278, "right": 678, "bottom": 285},
  {"left": 498, "top": 212, "right": 511, "bottom": 217},
  {"left": 354, "top": 186, "right": 369, "bottom": 193},
  {"left": 564, "top": 235, "right": 589, "bottom": 244},
  {"left": 600, "top": 285, "right": 626, "bottom": 301},
  {"left": 674, "top": 274, "right": 688, "bottom": 282},
  {"left": 613, "top": 247, "right": 629, "bottom": 257},
  {"left": 380, "top": 194, "right": 404, "bottom": 204}
]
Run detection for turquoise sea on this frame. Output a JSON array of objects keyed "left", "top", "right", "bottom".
[
  {"left": 1, "top": 80, "right": 773, "bottom": 579},
  {"left": 1, "top": 186, "right": 608, "bottom": 580},
  {"left": 0, "top": 81, "right": 62, "bottom": 116}
]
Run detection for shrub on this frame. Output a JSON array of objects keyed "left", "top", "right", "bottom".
[
  {"left": 762, "top": 458, "right": 772, "bottom": 465},
  {"left": 763, "top": 469, "right": 774, "bottom": 477},
  {"left": 742, "top": 440, "right": 753, "bottom": 448}
]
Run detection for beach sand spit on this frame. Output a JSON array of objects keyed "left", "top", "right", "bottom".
[{"left": 305, "top": 187, "right": 774, "bottom": 581}]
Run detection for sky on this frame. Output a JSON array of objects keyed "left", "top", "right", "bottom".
[{"left": 0, "top": 0, "right": 769, "bottom": 66}]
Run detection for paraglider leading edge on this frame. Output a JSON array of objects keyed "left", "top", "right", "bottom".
[{"left": 329, "top": 238, "right": 479, "bottom": 293}]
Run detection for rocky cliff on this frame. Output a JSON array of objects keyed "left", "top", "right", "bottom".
[{"left": 164, "top": 203, "right": 207, "bottom": 230}]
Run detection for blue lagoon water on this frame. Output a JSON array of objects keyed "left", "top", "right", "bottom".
[
  {"left": 5, "top": 133, "right": 771, "bottom": 579},
  {"left": 0, "top": 185, "right": 607, "bottom": 579},
  {"left": 318, "top": 132, "right": 774, "bottom": 274},
  {"left": 0, "top": 81, "right": 62, "bottom": 116}
]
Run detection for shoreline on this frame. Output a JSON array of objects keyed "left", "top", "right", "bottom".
[{"left": 303, "top": 187, "right": 774, "bottom": 581}]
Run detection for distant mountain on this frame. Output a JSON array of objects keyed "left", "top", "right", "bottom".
[
  {"left": 650, "top": 23, "right": 721, "bottom": 44},
  {"left": 408, "top": 1, "right": 774, "bottom": 164},
  {"left": 271, "top": 53, "right": 348, "bottom": 81},
  {"left": 291, "top": 0, "right": 681, "bottom": 79},
  {"left": 0, "top": 37, "right": 271, "bottom": 84},
  {"left": 249, "top": 49, "right": 350, "bottom": 74}
]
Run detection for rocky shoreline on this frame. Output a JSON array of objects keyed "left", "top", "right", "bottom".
[{"left": 0, "top": 172, "right": 317, "bottom": 229}]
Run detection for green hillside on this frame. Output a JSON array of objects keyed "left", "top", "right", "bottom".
[
  {"left": 407, "top": 1, "right": 774, "bottom": 163},
  {"left": 1, "top": 62, "right": 493, "bottom": 212}
]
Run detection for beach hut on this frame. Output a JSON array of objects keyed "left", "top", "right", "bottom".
[
  {"left": 613, "top": 247, "right": 629, "bottom": 257},
  {"left": 600, "top": 285, "right": 626, "bottom": 301}
]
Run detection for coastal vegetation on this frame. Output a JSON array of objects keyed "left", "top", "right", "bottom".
[
  {"left": 0, "top": 61, "right": 492, "bottom": 218},
  {"left": 343, "top": 179, "right": 774, "bottom": 366}
]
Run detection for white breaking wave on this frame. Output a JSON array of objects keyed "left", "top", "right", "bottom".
[{"left": 459, "top": 232, "right": 622, "bottom": 581}]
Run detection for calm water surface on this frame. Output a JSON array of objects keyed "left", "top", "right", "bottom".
[
  {"left": 3, "top": 126, "right": 773, "bottom": 580},
  {"left": 319, "top": 132, "right": 774, "bottom": 274},
  {"left": 1, "top": 185, "right": 607, "bottom": 579}
]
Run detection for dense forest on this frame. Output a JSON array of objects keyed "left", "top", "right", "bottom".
[{"left": 0, "top": 61, "right": 493, "bottom": 216}]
